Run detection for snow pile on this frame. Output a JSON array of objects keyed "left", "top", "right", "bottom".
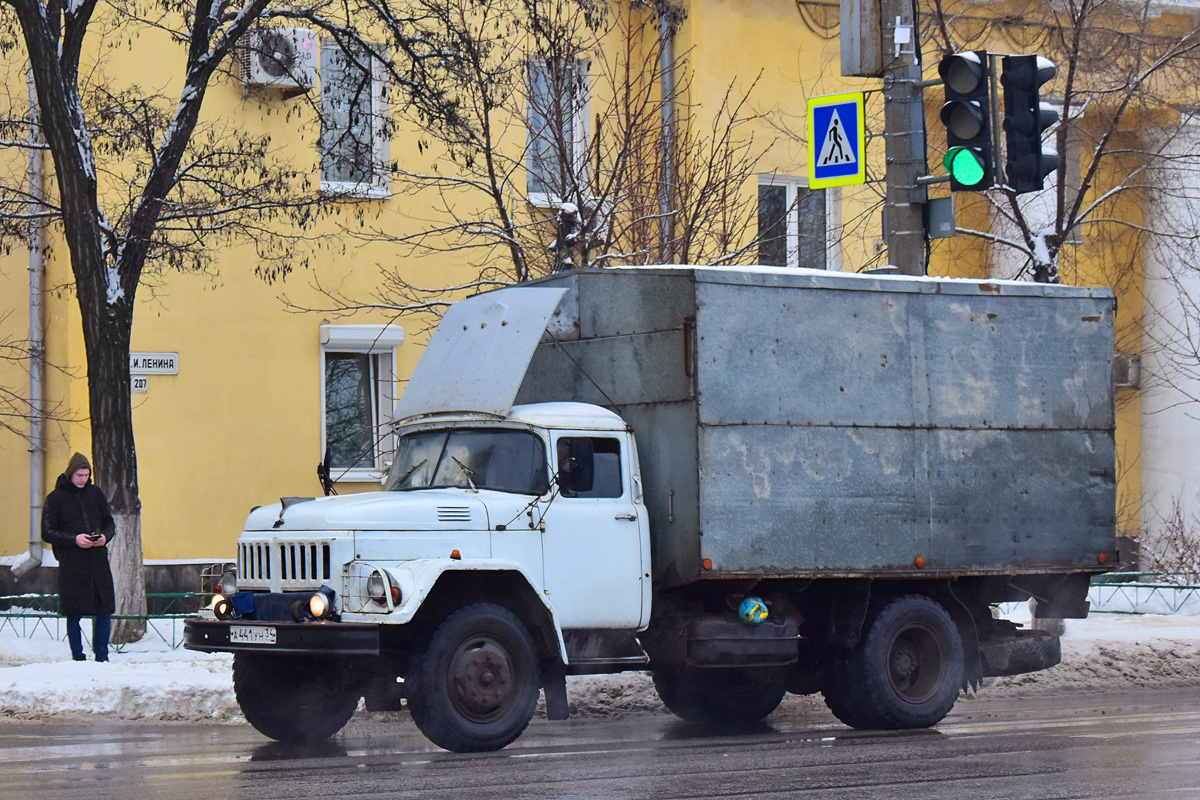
[
  {"left": 984, "top": 612, "right": 1200, "bottom": 697},
  {"left": 1, "top": 610, "right": 1199, "bottom": 723},
  {"left": 0, "top": 637, "right": 238, "bottom": 722}
]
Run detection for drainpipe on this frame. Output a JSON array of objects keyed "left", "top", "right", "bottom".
[
  {"left": 12, "top": 67, "right": 45, "bottom": 580},
  {"left": 659, "top": 7, "right": 674, "bottom": 263}
]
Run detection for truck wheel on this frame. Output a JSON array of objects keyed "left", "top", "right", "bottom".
[
  {"left": 233, "top": 653, "right": 359, "bottom": 742},
  {"left": 828, "top": 595, "right": 963, "bottom": 730},
  {"left": 820, "top": 658, "right": 875, "bottom": 729},
  {"left": 406, "top": 603, "right": 539, "bottom": 753},
  {"left": 652, "top": 666, "right": 787, "bottom": 724}
]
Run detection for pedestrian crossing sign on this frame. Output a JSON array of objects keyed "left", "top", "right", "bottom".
[{"left": 807, "top": 92, "right": 866, "bottom": 188}]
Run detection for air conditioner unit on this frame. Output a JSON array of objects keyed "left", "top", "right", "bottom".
[{"left": 240, "top": 28, "right": 318, "bottom": 91}]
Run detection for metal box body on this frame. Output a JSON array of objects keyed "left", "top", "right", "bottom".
[{"left": 516, "top": 267, "right": 1116, "bottom": 589}]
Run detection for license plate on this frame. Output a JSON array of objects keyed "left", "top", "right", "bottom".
[{"left": 230, "top": 625, "right": 277, "bottom": 645}]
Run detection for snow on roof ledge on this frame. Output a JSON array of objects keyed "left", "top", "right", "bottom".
[{"left": 566, "top": 264, "right": 1114, "bottom": 299}]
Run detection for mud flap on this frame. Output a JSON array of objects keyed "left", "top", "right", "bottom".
[
  {"left": 980, "top": 630, "right": 1062, "bottom": 677},
  {"left": 542, "top": 657, "right": 570, "bottom": 721}
]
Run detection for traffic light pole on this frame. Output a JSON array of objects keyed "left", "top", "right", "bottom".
[{"left": 880, "top": 0, "right": 928, "bottom": 275}]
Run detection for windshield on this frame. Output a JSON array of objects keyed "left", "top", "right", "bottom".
[{"left": 385, "top": 428, "right": 550, "bottom": 495}]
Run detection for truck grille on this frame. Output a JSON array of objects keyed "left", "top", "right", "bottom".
[{"left": 239, "top": 540, "right": 332, "bottom": 590}]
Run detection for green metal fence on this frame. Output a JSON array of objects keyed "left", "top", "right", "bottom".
[{"left": 0, "top": 593, "right": 205, "bottom": 651}]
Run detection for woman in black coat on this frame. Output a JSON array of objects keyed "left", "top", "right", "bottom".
[{"left": 41, "top": 452, "right": 117, "bottom": 662}]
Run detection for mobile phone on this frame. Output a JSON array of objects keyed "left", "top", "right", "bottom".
[{"left": 87, "top": 533, "right": 101, "bottom": 540}]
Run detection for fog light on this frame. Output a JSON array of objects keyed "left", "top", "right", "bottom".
[
  {"left": 212, "top": 593, "right": 235, "bottom": 620},
  {"left": 219, "top": 571, "right": 238, "bottom": 596},
  {"left": 308, "top": 585, "right": 337, "bottom": 619}
]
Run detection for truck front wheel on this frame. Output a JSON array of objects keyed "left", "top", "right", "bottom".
[
  {"left": 825, "top": 594, "right": 964, "bottom": 730},
  {"left": 653, "top": 666, "right": 787, "bottom": 724},
  {"left": 406, "top": 603, "right": 540, "bottom": 753},
  {"left": 232, "top": 653, "right": 360, "bottom": 742}
]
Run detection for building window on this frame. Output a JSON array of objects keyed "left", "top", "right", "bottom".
[
  {"left": 527, "top": 57, "right": 589, "bottom": 202},
  {"left": 320, "top": 324, "right": 405, "bottom": 481},
  {"left": 320, "top": 41, "right": 389, "bottom": 196},
  {"left": 758, "top": 178, "right": 828, "bottom": 269}
]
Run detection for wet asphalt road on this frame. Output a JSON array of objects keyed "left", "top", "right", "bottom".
[{"left": 2, "top": 687, "right": 1199, "bottom": 799}]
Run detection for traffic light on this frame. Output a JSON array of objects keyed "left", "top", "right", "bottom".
[
  {"left": 1002, "top": 55, "right": 1059, "bottom": 195},
  {"left": 939, "top": 51, "right": 995, "bottom": 192}
]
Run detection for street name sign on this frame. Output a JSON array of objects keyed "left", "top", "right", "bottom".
[{"left": 130, "top": 352, "right": 178, "bottom": 375}]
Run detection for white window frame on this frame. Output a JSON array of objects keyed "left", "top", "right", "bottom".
[
  {"left": 319, "top": 324, "right": 405, "bottom": 483},
  {"left": 320, "top": 40, "right": 391, "bottom": 198},
  {"left": 757, "top": 176, "right": 839, "bottom": 271},
  {"left": 526, "top": 56, "right": 591, "bottom": 208}
]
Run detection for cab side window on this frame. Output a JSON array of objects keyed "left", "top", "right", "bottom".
[{"left": 558, "top": 437, "right": 623, "bottom": 498}]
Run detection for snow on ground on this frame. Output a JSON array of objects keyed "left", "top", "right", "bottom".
[{"left": 2, "top": 608, "right": 1199, "bottom": 724}]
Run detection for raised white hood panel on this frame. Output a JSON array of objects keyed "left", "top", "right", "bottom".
[{"left": 394, "top": 287, "right": 567, "bottom": 419}]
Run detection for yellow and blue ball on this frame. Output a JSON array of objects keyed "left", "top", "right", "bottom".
[{"left": 738, "top": 595, "right": 769, "bottom": 625}]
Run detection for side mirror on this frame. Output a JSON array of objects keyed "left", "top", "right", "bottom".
[
  {"left": 557, "top": 438, "right": 595, "bottom": 494},
  {"left": 317, "top": 446, "right": 337, "bottom": 497}
]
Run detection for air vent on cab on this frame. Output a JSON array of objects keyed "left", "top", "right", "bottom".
[{"left": 438, "top": 506, "right": 472, "bottom": 523}]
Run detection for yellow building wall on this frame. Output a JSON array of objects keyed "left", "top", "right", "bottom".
[
  {"left": 0, "top": 16, "right": 467, "bottom": 564},
  {"left": 0, "top": 0, "right": 1161, "bottom": 565}
]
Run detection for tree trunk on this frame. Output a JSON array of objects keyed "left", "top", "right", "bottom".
[
  {"left": 86, "top": 315, "right": 146, "bottom": 643},
  {"left": 109, "top": 512, "right": 145, "bottom": 642}
]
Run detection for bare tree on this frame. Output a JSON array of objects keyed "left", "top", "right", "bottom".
[
  {"left": 1140, "top": 497, "right": 1200, "bottom": 584},
  {"left": 0, "top": 326, "right": 72, "bottom": 436},
  {"left": 0, "top": 0, "right": 462, "bottom": 640},
  {"left": 291, "top": 0, "right": 771, "bottom": 323}
]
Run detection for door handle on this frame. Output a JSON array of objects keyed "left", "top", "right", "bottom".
[{"left": 615, "top": 513, "right": 637, "bottom": 521}]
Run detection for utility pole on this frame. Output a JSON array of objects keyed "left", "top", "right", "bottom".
[{"left": 879, "top": 0, "right": 928, "bottom": 275}]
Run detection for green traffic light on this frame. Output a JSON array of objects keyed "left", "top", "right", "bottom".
[{"left": 946, "top": 146, "right": 986, "bottom": 187}]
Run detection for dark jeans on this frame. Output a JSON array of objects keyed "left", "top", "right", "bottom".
[
  {"left": 65, "top": 581, "right": 113, "bottom": 661},
  {"left": 66, "top": 613, "right": 111, "bottom": 661}
]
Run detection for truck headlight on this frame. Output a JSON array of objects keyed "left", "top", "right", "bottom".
[
  {"left": 219, "top": 571, "right": 238, "bottom": 596},
  {"left": 367, "top": 571, "right": 387, "bottom": 604},
  {"left": 366, "top": 570, "right": 402, "bottom": 607},
  {"left": 308, "top": 585, "right": 337, "bottom": 620}
]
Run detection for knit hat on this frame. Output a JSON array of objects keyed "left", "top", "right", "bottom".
[{"left": 65, "top": 452, "right": 91, "bottom": 479}]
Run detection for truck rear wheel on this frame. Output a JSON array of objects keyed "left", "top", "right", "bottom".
[
  {"left": 653, "top": 666, "right": 787, "bottom": 724},
  {"left": 232, "top": 653, "right": 359, "bottom": 742},
  {"left": 406, "top": 603, "right": 539, "bottom": 753},
  {"left": 824, "top": 595, "right": 963, "bottom": 730}
]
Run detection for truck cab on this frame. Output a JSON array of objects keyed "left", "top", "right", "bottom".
[
  {"left": 222, "top": 402, "right": 649, "bottom": 628},
  {"left": 187, "top": 288, "right": 655, "bottom": 752}
]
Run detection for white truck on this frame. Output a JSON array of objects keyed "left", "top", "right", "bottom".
[{"left": 185, "top": 266, "right": 1118, "bottom": 752}]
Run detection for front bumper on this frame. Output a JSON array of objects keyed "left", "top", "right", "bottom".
[{"left": 184, "top": 618, "right": 380, "bottom": 656}]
